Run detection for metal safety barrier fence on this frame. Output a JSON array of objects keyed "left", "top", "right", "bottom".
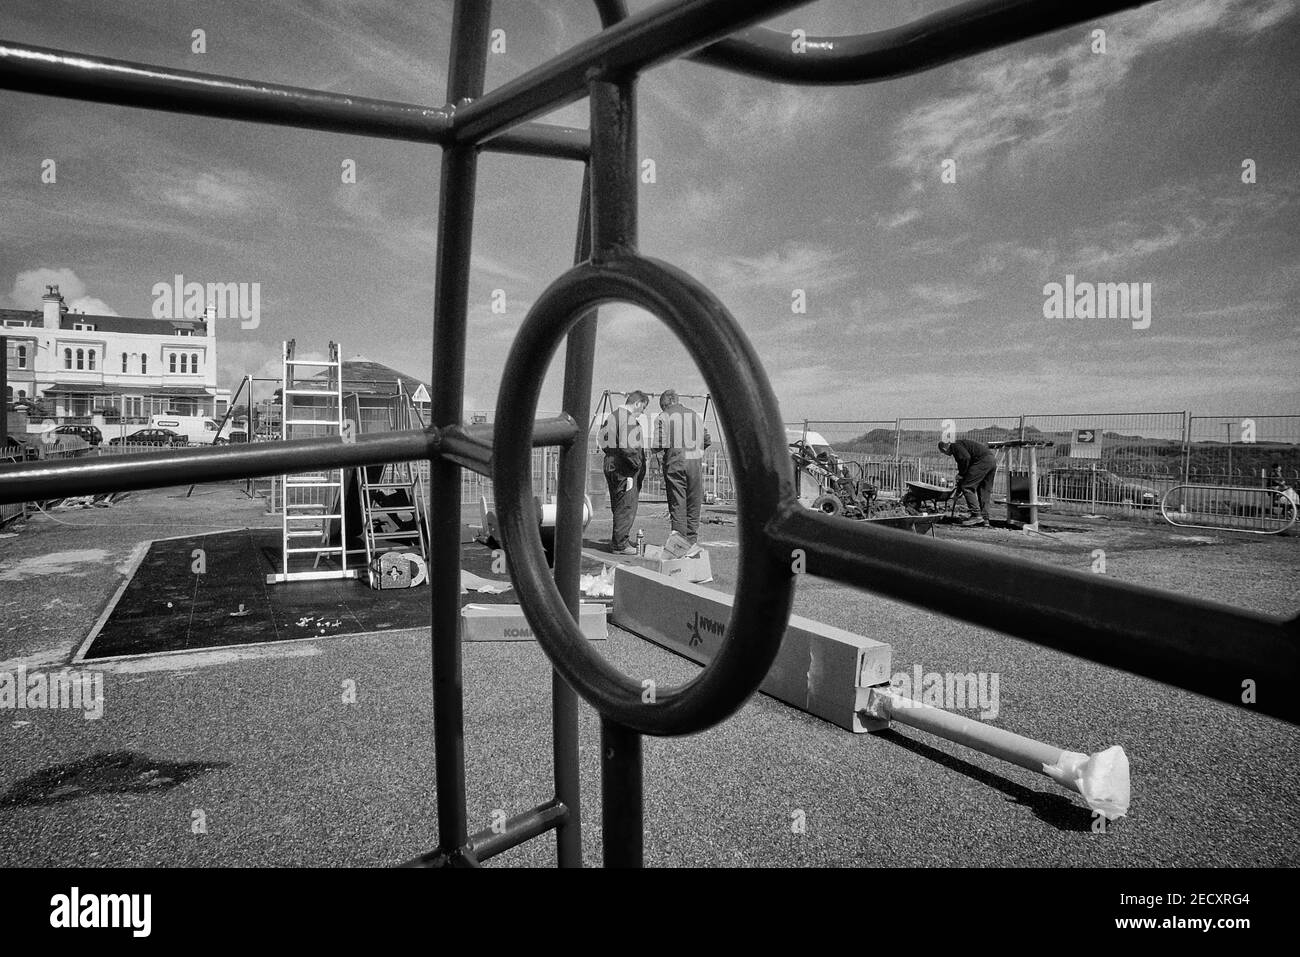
[
  {"left": 1162, "top": 485, "right": 1299, "bottom": 536},
  {"left": 2, "top": 0, "right": 1297, "bottom": 871}
]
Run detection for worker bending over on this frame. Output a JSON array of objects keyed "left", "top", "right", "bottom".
[
  {"left": 939, "top": 438, "right": 997, "bottom": 528},
  {"left": 599, "top": 390, "right": 650, "bottom": 554}
]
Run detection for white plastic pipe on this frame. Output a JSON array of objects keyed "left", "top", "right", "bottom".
[{"left": 866, "top": 687, "right": 1130, "bottom": 820}]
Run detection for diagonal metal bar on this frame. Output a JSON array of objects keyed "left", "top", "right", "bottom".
[
  {"left": 690, "top": 0, "right": 1157, "bottom": 83},
  {"left": 450, "top": 0, "right": 812, "bottom": 147},
  {"left": 767, "top": 504, "right": 1300, "bottom": 724},
  {"left": 0, "top": 40, "right": 587, "bottom": 159}
]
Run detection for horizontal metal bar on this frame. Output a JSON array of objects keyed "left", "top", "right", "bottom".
[
  {"left": 0, "top": 40, "right": 588, "bottom": 159},
  {"left": 450, "top": 0, "right": 810, "bottom": 147},
  {"left": 0, "top": 416, "right": 580, "bottom": 504},
  {"left": 0, "top": 431, "right": 434, "bottom": 504},
  {"left": 767, "top": 504, "right": 1300, "bottom": 724},
  {"left": 439, "top": 416, "right": 583, "bottom": 478},
  {"left": 690, "top": 0, "right": 1156, "bottom": 84}
]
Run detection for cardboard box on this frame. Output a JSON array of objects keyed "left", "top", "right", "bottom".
[
  {"left": 644, "top": 544, "right": 713, "bottom": 583},
  {"left": 579, "top": 546, "right": 714, "bottom": 583},
  {"left": 461, "top": 602, "right": 608, "bottom": 642},
  {"left": 612, "top": 565, "right": 890, "bottom": 732}
]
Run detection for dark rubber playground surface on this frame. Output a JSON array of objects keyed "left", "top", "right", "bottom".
[{"left": 81, "top": 528, "right": 610, "bottom": 660}]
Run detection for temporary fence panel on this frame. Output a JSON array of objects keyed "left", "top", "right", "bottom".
[
  {"left": 1185, "top": 415, "right": 1300, "bottom": 488},
  {"left": 1021, "top": 412, "right": 1184, "bottom": 519}
]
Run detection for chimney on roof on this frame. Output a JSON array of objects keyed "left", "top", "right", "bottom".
[{"left": 41, "top": 284, "right": 66, "bottom": 330}]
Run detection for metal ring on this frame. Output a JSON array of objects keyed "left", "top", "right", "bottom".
[{"left": 493, "top": 254, "right": 796, "bottom": 736}]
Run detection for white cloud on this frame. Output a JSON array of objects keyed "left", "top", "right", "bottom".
[
  {"left": 136, "top": 166, "right": 272, "bottom": 217},
  {"left": 890, "top": 0, "right": 1300, "bottom": 187},
  {"left": 7, "top": 267, "right": 118, "bottom": 315},
  {"left": 67, "top": 297, "right": 119, "bottom": 316},
  {"left": 909, "top": 282, "right": 984, "bottom": 307},
  {"left": 709, "top": 242, "right": 858, "bottom": 292}
]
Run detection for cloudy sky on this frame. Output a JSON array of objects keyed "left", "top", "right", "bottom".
[{"left": 1, "top": 0, "right": 1297, "bottom": 421}]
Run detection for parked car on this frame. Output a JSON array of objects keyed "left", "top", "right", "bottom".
[
  {"left": 108, "top": 428, "right": 188, "bottom": 447},
  {"left": 51, "top": 424, "right": 103, "bottom": 446},
  {"left": 1045, "top": 466, "right": 1157, "bottom": 506}
]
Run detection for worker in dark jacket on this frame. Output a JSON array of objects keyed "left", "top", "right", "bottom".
[
  {"left": 939, "top": 438, "right": 997, "bottom": 527},
  {"left": 599, "top": 390, "right": 650, "bottom": 554},
  {"left": 654, "top": 389, "right": 712, "bottom": 544}
]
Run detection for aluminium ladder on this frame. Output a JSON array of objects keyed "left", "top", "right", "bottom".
[{"left": 267, "top": 339, "right": 359, "bottom": 583}]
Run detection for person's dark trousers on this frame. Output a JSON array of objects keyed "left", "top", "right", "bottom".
[
  {"left": 604, "top": 457, "right": 643, "bottom": 549},
  {"left": 663, "top": 458, "right": 703, "bottom": 543},
  {"left": 959, "top": 455, "right": 997, "bottom": 520}
]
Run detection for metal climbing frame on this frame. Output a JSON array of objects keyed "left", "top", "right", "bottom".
[{"left": 1, "top": 0, "right": 1297, "bottom": 869}]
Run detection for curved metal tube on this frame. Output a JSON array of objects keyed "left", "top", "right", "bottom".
[
  {"left": 690, "top": 0, "right": 1157, "bottom": 84},
  {"left": 493, "top": 254, "right": 796, "bottom": 736}
]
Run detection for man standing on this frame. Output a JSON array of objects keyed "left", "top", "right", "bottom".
[
  {"left": 655, "top": 389, "right": 712, "bottom": 544},
  {"left": 939, "top": 437, "right": 997, "bottom": 528},
  {"left": 600, "top": 390, "right": 650, "bottom": 554}
]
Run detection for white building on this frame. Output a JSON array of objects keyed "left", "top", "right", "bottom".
[{"left": 1, "top": 284, "right": 230, "bottom": 427}]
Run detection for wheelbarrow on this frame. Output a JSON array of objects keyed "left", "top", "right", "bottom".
[{"left": 901, "top": 480, "right": 963, "bottom": 518}]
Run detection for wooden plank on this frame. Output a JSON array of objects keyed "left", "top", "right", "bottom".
[{"left": 612, "top": 566, "right": 890, "bottom": 732}]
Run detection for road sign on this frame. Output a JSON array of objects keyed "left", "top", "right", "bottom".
[{"left": 1073, "top": 428, "right": 1101, "bottom": 459}]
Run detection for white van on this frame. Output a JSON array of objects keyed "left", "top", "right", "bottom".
[{"left": 148, "top": 415, "right": 236, "bottom": 445}]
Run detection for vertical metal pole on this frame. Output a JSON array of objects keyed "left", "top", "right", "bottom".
[
  {"left": 589, "top": 74, "right": 643, "bottom": 867},
  {"left": 600, "top": 717, "right": 643, "bottom": 867},
  {"left": 1226, "top": 423, "right": 1232, "bottom": 483},
  {"left": 1182, "top": 413, "right": 1190, "bottom": 486},
  {"left": 550, "top": 165, "right": 597, "bottom": 867},
  {"left": 430, "top": 0, "right": 490, "bottom": 861}
]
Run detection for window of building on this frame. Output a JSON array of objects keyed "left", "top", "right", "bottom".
[
  {"left": 17, "top": 390, "right": 26, "bottom": 400},
  {"left": 16, "top": 345, "right": 27, "bottom": 369},
  {"left": 122, "top": 352, "right": 128, "bottom": 373},
  {"left": 169, "top": 354, "right": 177, "bottom": 374},
  {"left": 181, "top": 354, "right": 189, "bottom": 374},
  {"left": 64, "top": 348, "right": 72, "bottom": 369},
  {"left": 191, "top": 353, "right": 199, "bottom": 373},
  {"left": 141, "top": 354, "right": 148, "bottom": 374},
  {"left": 87, "top": 350, "right": 96, "bottom": 371},
  {"left": 75, "top": 349, "right": 84, "bottom": 370},
  {"left": 72, "top": 322, "right": 96, "bottom": 331},
  {"left": 2, "top": 319, "right": 29, "bottom": 328}
]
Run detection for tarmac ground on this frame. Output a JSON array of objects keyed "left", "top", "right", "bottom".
[{"left": 1, "top": 483, "right": 1296, "bottom": 867}]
